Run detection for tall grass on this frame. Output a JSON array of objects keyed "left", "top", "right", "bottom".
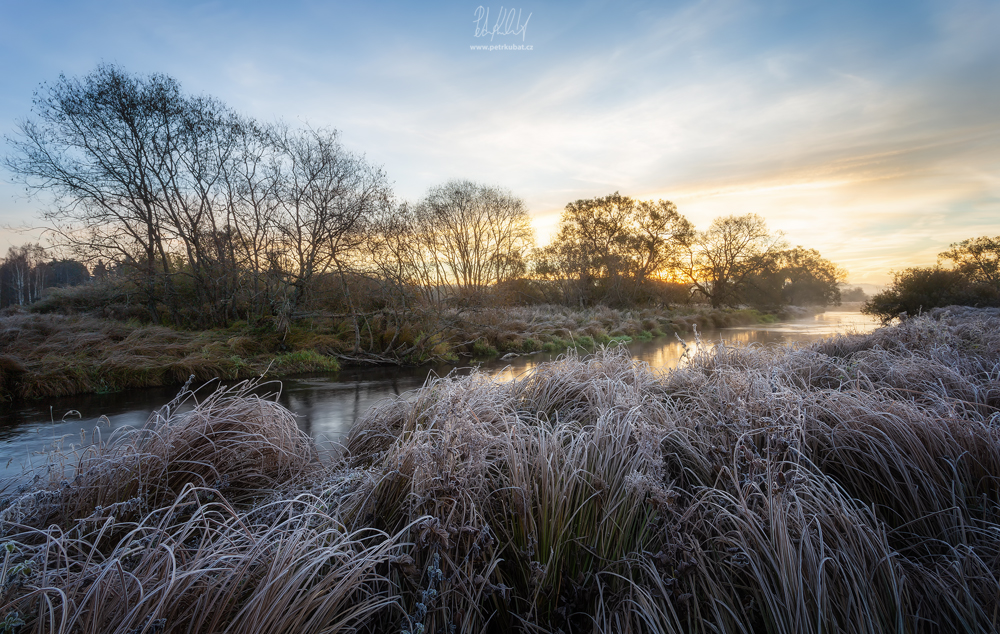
[{"left": 1, "top": 308, "right": 998, "bottom": 632}]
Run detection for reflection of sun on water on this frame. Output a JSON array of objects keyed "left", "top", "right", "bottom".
[{"left": 488, "top": 311, "right": 880, "bottom": 383}]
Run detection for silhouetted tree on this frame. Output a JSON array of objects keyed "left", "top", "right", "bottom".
[
  {"left": 6, "top": 65, "right": 393, "bottom": 329},
  {"left": 5, "top": 65, "right": 192, "bottom": 321},
  {"left": 938, "top": 236, "right": 1000, "bottom": 288},
  {"left": 45, "top": 259, "right": 90, "bottom": 287},
  {"left": 680, "top": 214, "right": 786, "bottom": 308},
  {"left": 400, "top": 180, "right": 534, "bottom": 304},
  {"left": 864, "top": 235, "right": 1000, "bottom": 321},
  {"left": 742, "top": 247, "right": 845, "bottom": 308},
  {"left": 862, "top": 267, "right": 995, "bottom": 322},
  {"left": 270, "top": 125, "right": 391, "bottom": 322},
  {"left": 539, "top": 192, "right": 692, "bottom": 305}
]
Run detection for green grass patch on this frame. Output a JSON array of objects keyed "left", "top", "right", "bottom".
[
  {"left": 521, "top": 338, "right": 541, "bottom": 353},
  {"left": 269, "top": 349, "right": 340, "bottom": 374},
  {"left": 472, "top": 340, "right": 499, "bottom": 358}
]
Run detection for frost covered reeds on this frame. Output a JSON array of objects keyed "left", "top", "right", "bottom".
[{"left": 1, "top": 308, "right": 999, "bottom": 633}]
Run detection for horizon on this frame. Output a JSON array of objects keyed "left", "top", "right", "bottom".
[{"left": 1, "top": 0, "right": 998, "bottom": 286}]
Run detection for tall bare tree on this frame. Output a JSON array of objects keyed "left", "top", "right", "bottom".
[
  {"left": 4, "top": 64, "right": 186, "bottom": 320},
  {"left": 408, "top": 180, "right": 534, "bottom": 303},
  {"left": 6, "top": 65, "right": 393, "bottom": 331},
  {"left": 269, "top": 125, "right": 392, "bottom": 341}
]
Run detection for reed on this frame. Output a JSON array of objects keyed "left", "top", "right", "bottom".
[{"left": 1, "top": 308, "right": 997, "bottom": 632}]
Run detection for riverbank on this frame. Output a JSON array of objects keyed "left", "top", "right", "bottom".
[
  {"left": 0, "top": 304, "right": 813, "bottom": 401},
  {"left": 0, "top": 307, "right": 997, "bottom": 633}
]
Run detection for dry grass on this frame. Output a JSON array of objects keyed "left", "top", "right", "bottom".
[
  {"left": 1, "top": 308, "right": 998, "bottom": 632},
  {"left": 0, "top": 314, "right": 341, "bottom": 400}
]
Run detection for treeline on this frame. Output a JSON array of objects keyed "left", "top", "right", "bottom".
[
  {"left": 0, "top": 243, "right": 89, "bottom": 309},
  {"left": 534, "top": 193, "right": 843, "bottom": 308},
  {"left": 864, "top": 236, "right": 1000, "bottom": 321},
  {"left": 5, "top": 65, "right": 846, "bottom": 354}
]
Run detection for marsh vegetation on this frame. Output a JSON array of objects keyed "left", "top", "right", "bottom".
[
  {"left": 0, "top": 307, "right": 997, "bottom": 633},
  {"left": 0, "top": 303, "right": 803, "bottom": 401}
]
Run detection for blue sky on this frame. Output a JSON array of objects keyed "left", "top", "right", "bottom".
[{"left": 1, "top": 0, "right": 998, "bottom": 284}]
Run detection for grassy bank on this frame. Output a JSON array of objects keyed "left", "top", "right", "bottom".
[
  {"left": 0, "top": 313, "right": 341, "bottom": 401},
  {"left": 453, "top": 304, "right": 806, "bottom": 359},
  {"left": 0, "top": 307, "right": 997, "bottom": 632},
  {"left": 0, "top": 304, "right": 799, "bottom": 401}
]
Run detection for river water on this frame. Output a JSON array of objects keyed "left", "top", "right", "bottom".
[{"left": 0, "top": 310, "right": 879, "bottom": 478}]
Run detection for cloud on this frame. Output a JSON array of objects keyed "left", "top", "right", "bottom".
[{"left": 0, "top": 0, "right": 997, "bottom": 285}]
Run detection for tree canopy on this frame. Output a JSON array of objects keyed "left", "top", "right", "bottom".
[
  {"left": 537, "top": 192, "right": 693, "bottom": 305},
  {"left": 680, "top": 214, "right": 787, "bottom": 309}
]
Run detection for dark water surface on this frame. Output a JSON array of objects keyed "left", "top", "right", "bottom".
[{"left": 0, "top": 311, "right": 878, "bottom": 477}]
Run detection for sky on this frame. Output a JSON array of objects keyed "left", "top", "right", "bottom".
[{"left": 0, "top": 0, "right": 998, "bottom": 286}]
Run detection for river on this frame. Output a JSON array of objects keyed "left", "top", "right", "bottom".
[{"left": 0, "top": 310, "right": 879, "bottom": 478}]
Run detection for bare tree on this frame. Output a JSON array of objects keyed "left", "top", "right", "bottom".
[
  {"left": 220, "top": 120, "right": 284, "bottom": 322},
  {"left": 411, "top": 180, "right": 534, "bottom": 303},
  {"left": 4, "top": 64, "right": 184, "bottom": 320},
  {"left": 269, "top": 125, "right": 392, "bottom": 341},
  {"left": 6, "top": 66, "right": 393, "bottom": 331}
]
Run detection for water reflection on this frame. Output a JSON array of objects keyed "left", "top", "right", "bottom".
[{"left": 0, "top": 311, "right": 879, "bottom": 477}]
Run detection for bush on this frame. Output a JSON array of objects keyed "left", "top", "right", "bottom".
[
  {"left": 863, "top": 267, "right": 1000, "bottom": 322},
  {"left": 472, "top": 340, "right": 499, "bottom": 357}
]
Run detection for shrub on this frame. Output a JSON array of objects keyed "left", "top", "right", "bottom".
[
  {"left": 863, "top": 267, "right": 1000, "bottom": 322},
  {"left": 472, "top": 340, "right": 499, "bottom": 358}
]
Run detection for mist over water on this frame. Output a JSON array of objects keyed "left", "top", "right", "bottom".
[{"left": 0, "top": 311, "right": 878, "bottom": 478}]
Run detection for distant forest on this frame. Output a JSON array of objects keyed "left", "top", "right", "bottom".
[{"left": 0, "top": 243, "right": 88, "bottom": 309}]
